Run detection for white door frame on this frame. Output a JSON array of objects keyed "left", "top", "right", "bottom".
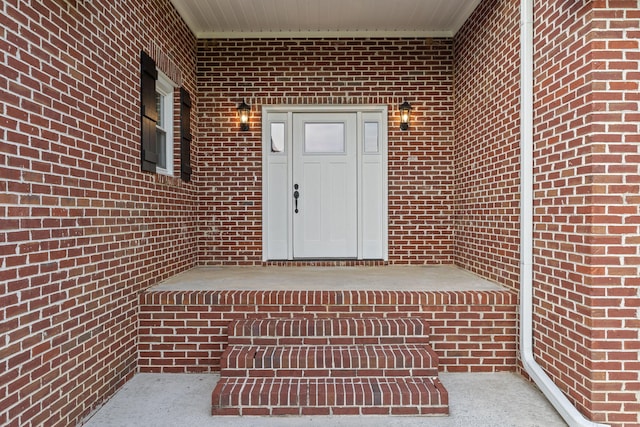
[{"left": 262, "top": 105, "right": 388, "bottom": 261}]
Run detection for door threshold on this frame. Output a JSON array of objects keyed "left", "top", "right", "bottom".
[{"left": 264, "top": 260, "right": 387, "bottom": 267}]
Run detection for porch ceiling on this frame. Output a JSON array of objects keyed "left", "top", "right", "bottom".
[{"left": 169, "top": 0, "right": 483, "bottom": 39}]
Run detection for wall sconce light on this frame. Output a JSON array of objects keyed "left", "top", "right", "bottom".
[
  {"left": 399, "top": 101, "right": 411, "bottom": 131},
  {"left": 237, "top": 99, "right": 250, "bottom": 131}
]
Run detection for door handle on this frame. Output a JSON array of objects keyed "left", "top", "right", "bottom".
[{"left": 293, "top": 184, "right": 299, "bottom": 213}]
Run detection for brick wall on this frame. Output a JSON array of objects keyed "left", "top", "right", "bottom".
[
  {"left": 0, "top": 1, "right": 197, "bottom": 426},
  {"left": 138, "top": 289, "right": 518, "bottom": 373},
  {"left": 588, "top": 4, "right": 640, "bottom": 424},
  {"left": 3, "top": 0, "right": 638, "bottom": 426},
  {"left": 196, "top": 38, "right": 456, "bottom": 265},
  {"left": 453, "top": 0, "right": 640, "bottom": 425},
  {"left": 533, "top": 0, "right": 597, "bottom": 420},
  {"left": 533, "top": 1, "right": 640, "bottom": 425},
  {"left": 456, "top": 0, "right": 640, "bottom": 425},
  {"left": 453, "top": 0, "right": 522, "bottom": 291}
]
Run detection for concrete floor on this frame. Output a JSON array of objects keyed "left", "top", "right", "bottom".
[
  {"left": 150, "top": 265, "right": 505, "bottom": 292},
  {"left": 83, "top": 372, "right": 566, "bottom": 427}
]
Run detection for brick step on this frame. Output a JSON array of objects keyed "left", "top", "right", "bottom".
[
  {"left": 213, "top": 316, "right": 448, "bottom": 416},
  {"left": 228, "top": 318, "right": 431, "bottom": 346},
  {"left": 211, "top": 377, "right": 449, "bottom": 416},
  {"left": 221, "top": 344, "right": 439, "bottom": 377}
]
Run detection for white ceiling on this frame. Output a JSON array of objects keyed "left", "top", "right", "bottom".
[{"left": 169, "top": 0, "right": 483, "bottom": 39}]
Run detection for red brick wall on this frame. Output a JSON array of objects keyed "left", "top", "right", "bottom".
[
  {"left": 533, "top": 0, "right": 596, "bottom": 420},
  {"left": 456, "top": 0, "right": 640, "bottom": 425},
  {"left": 588, "top": 5, "right": 640, "bottom": 424},
  {"left": 452, "top": 0, "right": 522, "bottom": 290},
  {"left": 534, "top": 1, "right": 640, "bottom": 425},
  {"left": 138, "top": 289, "right": 518, "bottom": 373},
  {"left": 456, "top": 1, "right": 639, "bottom": 425},
  {"left": 533, "top": 0, "right": 597, "bottom": 420},
  {"left": 0, "top": 1, "right": 197, "bottom": 426},
  {"left": 3, "top": 0, "right": 638, "bottom": 426},
  {"left": 196, "top": 38, "right": 456, "bottom": 265}
]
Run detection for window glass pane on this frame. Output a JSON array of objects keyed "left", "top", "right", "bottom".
[
  {"left": 364, "top": 122, "right": 379, "bottom": 153},
  {"left": 156, "top": 129, "right": 166, "bottom": 169},
  {"left": 154, "top": 70, "right": 175, "bottom": 176},
  {"left": 304, "top": 123, "right": 344, "bottom": 153},
  {"left": 155, "top": 92, "right": 164, "bottom": 128},
  {"left": 271, "top": 122, "right": 285, "bottom": 153}
]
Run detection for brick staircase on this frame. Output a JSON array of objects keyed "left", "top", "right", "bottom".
[{"left": 211, "top": 317, "right": 449, "bottom": 416}]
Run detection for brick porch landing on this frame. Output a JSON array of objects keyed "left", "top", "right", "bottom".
[
  {"left": 139, "top": 265, "right": 517, "bottom": 373},
  {"left": 149, "top": 265, "right": 504, "bottom": 292}
]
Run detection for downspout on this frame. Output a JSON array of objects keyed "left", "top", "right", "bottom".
[{"left": 518, "top": 1, "right": 607, "bottom": 426}]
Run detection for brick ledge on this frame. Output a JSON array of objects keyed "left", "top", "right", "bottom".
[{"left": 140, "top": 289, "right": 517, "bottom": 306}]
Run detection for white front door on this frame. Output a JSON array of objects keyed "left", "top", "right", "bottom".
[
  {"left": 263, "top": 105, "right": 388, "bottom": 261},
  {"left": 292, "top": 113, "right": 357, "bottom": 258}
]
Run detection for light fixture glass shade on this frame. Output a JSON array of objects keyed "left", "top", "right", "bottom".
[
  {"left": 238, "top": 100, "right": 250, "bottom": 131},
  {"left": 399, "top": 101, "right": 411, "bottom": 131}
]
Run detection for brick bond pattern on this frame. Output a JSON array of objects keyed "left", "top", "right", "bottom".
[
  {"left": 222, "top": 344, "right": 439, "bottom": 378},
  {"left": 453, "top": 0, "right": 521, "bottom": 290},
  {"left": 533, "top": 1, "right": 601, "bottom": 422},
  {"left": 455, "top": 1, "right": 640, "bottom": 425},
  {"left": 212, "top": 377, "right": 448, "bottom": 416},
  {"left": 211, "top": 318, "right": 448, "bottom": 416},
  {"left": 195, "top": 38, "right": 456, "bottom": 265},
  {"left": 531, "top": 2, "right": 640, "bottom": 425},
  {"left": 454, "top": 1, "right": 640, "bottom": 425},
  {"left": 1, "top": 0, "right": 638, "bottom": 425},
  {"left": 138, "top": 290, "right": 518, "bottom": 373},
  {"left": 0, "top": 1, "right": 198, "bottom": 427}
]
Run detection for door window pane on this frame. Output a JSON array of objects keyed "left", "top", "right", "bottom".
[
  {"left": 271, "top": 122, "right": 285, "bottom": 153},
  {"left": 364, "top": 122, "right": 379, "bottom": 153},
  {"left": 304, "top": 123, "right": 345, "bottom": 153}
]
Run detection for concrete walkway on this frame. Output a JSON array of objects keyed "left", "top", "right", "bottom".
[{"left": 83, "top": 372, "right": 566, "bottom": 427}]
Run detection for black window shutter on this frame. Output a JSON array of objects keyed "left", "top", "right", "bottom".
[
  {"left": 140, "top": 51, "right": 158, "bottom": 173},
  {"left": 180, "top": 87, "right": 192, "bottom": 182}
]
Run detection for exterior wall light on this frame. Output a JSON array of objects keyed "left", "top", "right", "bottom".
[
  {"left": 238, "top": 99, "right": 250, "bottom": 131},
  {"left": 399, "top": 101, "right": 411, "bottom": 131}
]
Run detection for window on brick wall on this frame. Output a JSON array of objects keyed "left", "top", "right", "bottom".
[
  {"left": 140, "top": 51, "right": 191, "bottom": 181},
  {"left": 155, "top": 70, "right": 175, "bottom": 176}
]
